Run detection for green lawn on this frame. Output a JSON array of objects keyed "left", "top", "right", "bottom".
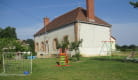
[{"left": 0, "top": 56, "right": 138, "bottom": 80}]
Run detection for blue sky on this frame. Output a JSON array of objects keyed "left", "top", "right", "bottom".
[{"left": 0, "top": 0, "right": 138, "bottom": 45}]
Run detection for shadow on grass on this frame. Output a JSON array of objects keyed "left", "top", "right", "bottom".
[{"left": 90, "top": 56, "right": 138, "bottom": 63}]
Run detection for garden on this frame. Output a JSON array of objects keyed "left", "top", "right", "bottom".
[
  {"left": 0, "top": 27, "right": 138, "bottom": 80},
  {"left": 0, "top": 51, "right": 138, "bottom": 80}
]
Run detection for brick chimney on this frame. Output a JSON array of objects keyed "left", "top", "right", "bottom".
[
  {"left": 86, "top": 0, "right": 95, "bottom": 21},
  {"left": 44, "top": 17, "right": 50, "bottom": 27}
]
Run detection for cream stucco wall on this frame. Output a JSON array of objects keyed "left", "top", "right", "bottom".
[
  {"left": 78, "top": 23, "right": 111, "bottom": 57},
  {"left": 34, "top": 24, "right": 75, "bottom": 57}
]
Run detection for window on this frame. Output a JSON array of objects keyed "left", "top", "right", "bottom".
[
  {"left": 46, "top": 40, "right": 49, "bottom": 53},
  {"left": 53, "top": 38, "right": 58, "bottom": 50},
  {"left": 46, "top": 40, "right": 48, "bottom": 44},
  {"left": 35, "top": 43, "right": 39, "bottom": 51},
  {"left": 41, "top": 42, "right": 45, "bottom": 51}
]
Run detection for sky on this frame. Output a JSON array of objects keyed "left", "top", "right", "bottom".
[{"left": 0, "top": 0, "right": 138, "bottom": 46}]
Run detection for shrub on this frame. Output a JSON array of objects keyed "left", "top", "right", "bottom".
[{"left": 75, "top": 52, "right": 81, "bottom": 61}]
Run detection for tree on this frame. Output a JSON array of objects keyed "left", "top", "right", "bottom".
[
  {"left": 116, "top": 44, "right": 121, "bottom": 50},
  {"left": 57, "top": 36, "right": 69, "bottom": 53},
  {"left": 120, "top": 45, "right": 128, "bottom": 51},
  {"left": 24, "top": 39, "right": 34, "bottom": 51},
  {"left": 57, "top": 38, "right": 82, "bottom": 61},
  {"left": 0, "top": 26, "right": 17, "bottom": 39},
  {"left": 0, "top": 28, "right": 3, "bottom": 39},
  {"left": 0, "top": 38, "right": 16, "bottom": 65},
  {"left": 0, "top": 38, "right": 29, "bottom": 52},
  {"left": 69, "top": 39, "right": 83, "bottom": 61},
  {"left": 24, "top": 39, "right": 36, "bottom": 56},
  {"left": 128, "top": 44, "right": 136, "bottom": 51},
  {"left": 0, "top": 38, "right": 15, "bottom": 52},
  {"left": 130, "top": 1, "right": 138, "bottom": 8},
  {"left": 118, "top": 44, "right": 137, "bottom": 52},
  {"left": 0, "top": 28, "right": 2, "bottom": 32}
]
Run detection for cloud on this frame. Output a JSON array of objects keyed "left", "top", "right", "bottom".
[
  {"left": 16, "top": 23, "right": 42, "bottom": 40},
  {"left": 112, "top": 22, "right": 138, "bottom": 45}
]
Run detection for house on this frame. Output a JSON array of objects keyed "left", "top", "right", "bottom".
[
  {"left": 111, "top": 36, "right": 116, "bottom": 51},
  {"left": 34, "top": 0, "right": 116, "bottom": 58}
]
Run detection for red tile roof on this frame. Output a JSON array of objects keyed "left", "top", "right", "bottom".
[{"left": 34, "top": 7, "right": 111, "bottom": 36}]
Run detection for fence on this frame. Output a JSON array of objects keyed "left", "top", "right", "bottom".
[{"left": 0, "top": 52, "right": 32, "bottom": 76}]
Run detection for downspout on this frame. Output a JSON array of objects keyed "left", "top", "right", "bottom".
[{"left": 74, "top": 21, "right": 80, "bottom": 41}]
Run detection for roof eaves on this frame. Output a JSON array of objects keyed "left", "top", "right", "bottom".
[{"left": 78, "top": 20, "right": 112, "bottom": 27}]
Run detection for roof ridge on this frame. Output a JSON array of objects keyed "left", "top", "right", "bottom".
[
  {"left": 51, "top": 7, "right": 84, "bottom": 22},
  {"left": 44, "top": 7, "right": 85, "bottom": 31},
  {"left": 75, "top": 8, "right": 87, "bottom": 21},
  {"left": 75, "top": 7, "right": 83, "bottom": 20}
]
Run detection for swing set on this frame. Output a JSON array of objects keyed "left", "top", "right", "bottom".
[{"left": 99, "top": 41, "right": 114, "bottom": 56}]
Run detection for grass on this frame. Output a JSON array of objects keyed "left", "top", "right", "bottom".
[
  {"left": 0, "top": 52, "right": 138, "bottom": 80},
  {"left": 112, "top": 51, "right": 138, "bottom": 57}
]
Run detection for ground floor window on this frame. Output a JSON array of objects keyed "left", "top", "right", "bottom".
[
  {"left": 35, "top": 43, "right": 39, "bottom": 52},
  {"left": 53, "top": 38, "right": 58, "bottom": 50},
  {"left": 41, "top": 42, "right": 46, "bottom": 52}
]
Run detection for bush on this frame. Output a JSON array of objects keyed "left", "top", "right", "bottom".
[
  {"left": 69, "top": 52, "right": 81, "bottom": 62},
  {"left": 75, "top": 52, "right": 81, "bottom": 61},
  {"left": 69, "top": 57, "right": 77, "bottom": 62},
  {"left": 32, "top": 52, "right": 37, "bottom": 56},
  {"left": 23, "top": 54, "right": 29, "bottom": 59}
]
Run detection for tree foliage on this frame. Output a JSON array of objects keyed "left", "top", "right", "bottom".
[
  {"left": 0, "top": 38, "right": 30, "bottom": 52},
  {"left": 0, "top": 26, "right": 17, "bottom": 39},
  {"left": 0, "top": 28, "right": 2, "bottom": 32},
  {"left": 24, "top": 39, "right": 34, "bottom": 52},
  {"left": 128, "top": 45, "right": 137, "bottom": 51},
  {"left": 0, "top": 26, "right": 34, "bottom": 53},
  {"left": 0, "top": 26, "right": 17, "bottom": 65},
  {"left": 69, "top": 40, "right": 82, "bottom": 51},
  {"left": 24, "top": 39, "right": 36, "bottom": 56},
  {"left": 130, "top": 1, "right": 138, "bottom": 8},
  {"left": 69, "top": 40, "right": 83, "bottom": 61},
  {"left": 57, "top": 36, "right": 69, "bottom": 52},
  {"left": 116, "top": 44, "right": 137, "bottom": 51},
  {"left": 0, "top": 38, "right": 15, "bottom": 65},
  {"left": 0, "top": 26, "right": 34, "bottom": 65}
]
